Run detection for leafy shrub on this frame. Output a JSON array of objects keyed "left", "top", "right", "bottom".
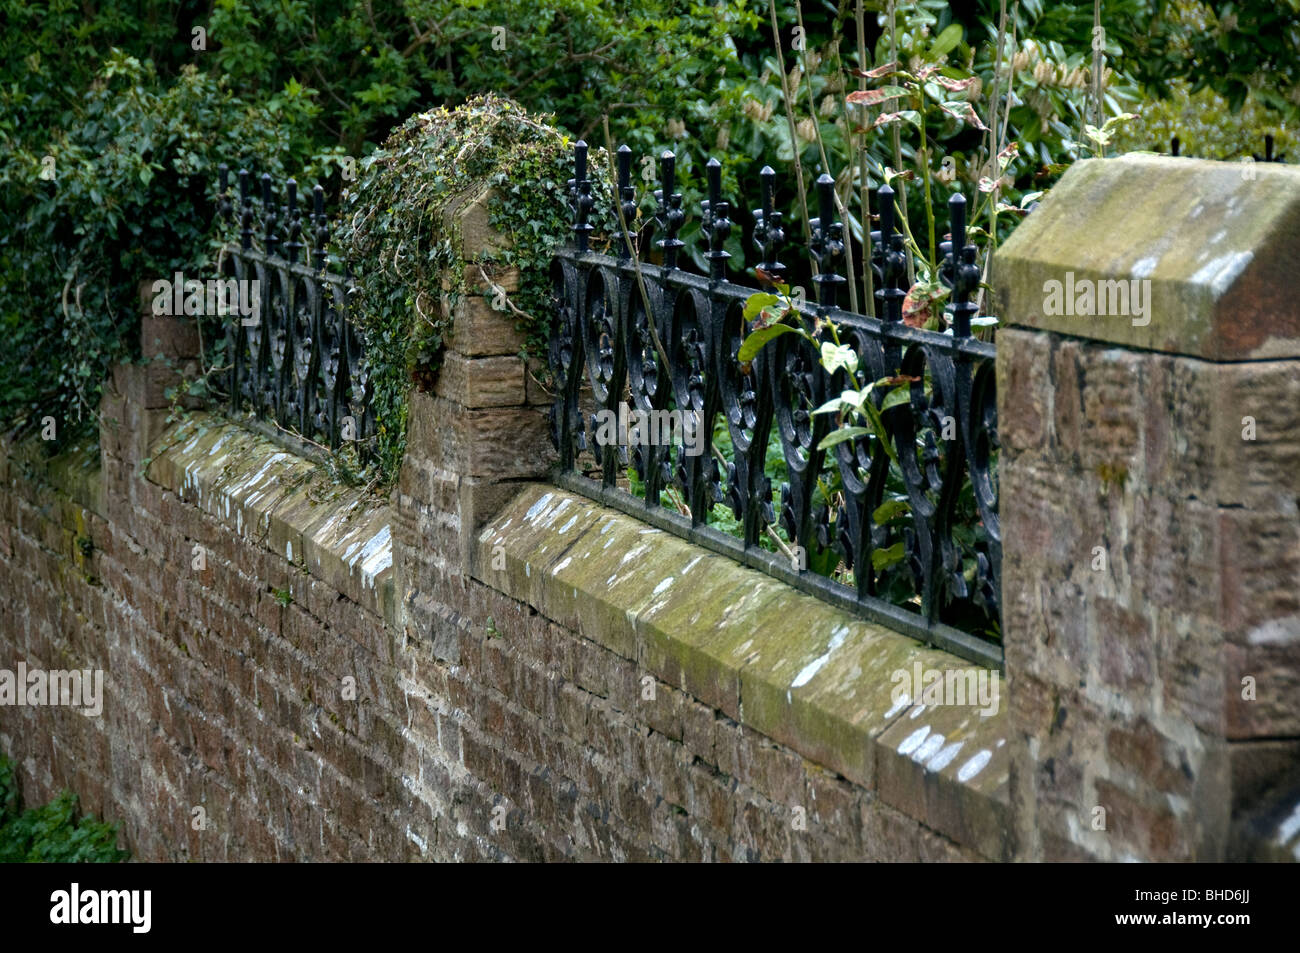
[
  {"left": 0, "top": 50, "right": 322, "bottom": 445},
  {"left": 333, "top": 94, "right": 616, "bottom": 480},
  {"left": 205, "top": 0, "right": 761, "bottom": 155},
  {"left": 0, "top": 755, "right": 129, "bottom": 863}
]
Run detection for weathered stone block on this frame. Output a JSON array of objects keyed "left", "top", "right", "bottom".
[
  {"left": 446, "top": 295, "right": 529, "bottom": 357},
  {"left": 433, "top": 352, "right": 527, "bottom": 408},
  {"left": 996, "top": 155, "right": 1300, "bottom": 359}
]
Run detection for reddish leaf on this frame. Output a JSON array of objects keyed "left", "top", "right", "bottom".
[
  {"left": 932, "top": 75, "right": 978, "bottom": 93},
  {"left": 846, "top": 86, "right": 906, "bottom": 106},
  {"left": 902, "top": 283, "right": 949, "bottom": 329},
  {"left": 873, "top": 109, "right": 921, "bottom": 130},
  {"left": 854, "top": 61, "right": 899, "bottom": 79},
  {"left": 938, "top": 100, "right": 989, "bottom": 131}
]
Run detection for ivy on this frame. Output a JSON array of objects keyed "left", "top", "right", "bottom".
[{"left": 334, "top": 95, "right": 615, "bottom": 483}]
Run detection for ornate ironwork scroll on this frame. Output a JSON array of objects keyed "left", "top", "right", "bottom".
[
  {"left": 214, "top": 165, "right": 374, "bottom": 461},
  {"left": 549, "top": 144, "right": 1002, "bottom": 667}
]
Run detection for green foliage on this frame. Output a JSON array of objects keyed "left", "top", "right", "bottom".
[
  {"left": 0, "top": 50, "right": 320, "bottom": 446},
  {"left": 1114, "top": 78, "right": 1299, "bottom": 160},
  {"left": 0, "top": 756, "right": 129, "bottom": 863},
  {"left": 1116, "top": 0, "right": 1300, "bottom": 120},
  {"left": 204, "top": 0, "right": 762, "bottom": 154},
  {"left": 333, "top": 95, "right": 615, "bottom": 481}
]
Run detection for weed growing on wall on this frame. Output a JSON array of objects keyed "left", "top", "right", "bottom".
[
  {"left": 334, "top": 95, "right": 615, "bottom": 482},
  {"left": 0, "top": 755, "right": 128, "bottom": 862}
]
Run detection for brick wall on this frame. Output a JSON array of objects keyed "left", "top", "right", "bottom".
[
  {"left": 995, "top": 155, "right": 1300, "bottom": 861},
  {"left": 0, "top": 181, "right": 1009, "bottom": 860},
  {"left": 5, "top": 157, "right": 1295, "bottom": 863}
]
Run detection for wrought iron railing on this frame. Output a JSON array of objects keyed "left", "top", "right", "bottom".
[
  {"left": 213, "top": 165, "right": 375, "bottom": 461},
  {"left": 549, "top": 143, "right": 1002, "bottom": 666}
]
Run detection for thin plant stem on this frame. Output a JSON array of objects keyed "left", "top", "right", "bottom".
[
  {"left": 1091, "top": 0, "right": 1104, "bottom": 152},
  {"left": 794, "top": 0, "right": 861, "bottom": 314},
  {"left": 856, "top": 0, "right": 874, "bottom": 316},
  {"left": 886, "top": 0, "right": 914, "bottom": 285},
  {"left": 768, "top": 0, "right": 811, "bottom": 243}
]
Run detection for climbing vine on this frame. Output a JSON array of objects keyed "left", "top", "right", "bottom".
[{"left": 333, "top": 95, "right": 615, "bottom": 483}]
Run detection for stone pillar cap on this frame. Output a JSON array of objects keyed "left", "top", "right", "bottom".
[{"left": 994, "top": 154, "right": 1300, "bottom": 360}]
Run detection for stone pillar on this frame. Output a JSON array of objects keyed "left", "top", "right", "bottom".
[
  {"left": 393, "top": 188, "right": 556, "bottom": 658},
  {"left": 99, "top": 282, "right": 202, "bottom": 523},
  {"left": 994, "top": 155, "right": 1300, "bottom": 861}
]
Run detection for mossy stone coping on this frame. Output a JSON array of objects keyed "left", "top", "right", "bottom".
[
  {"left": 994, "top": 154, "right": 1300, "bottom": 360},
  {"left": 145, "top": 414, "right": 395, "bottom": 625},
  {"left": 476, "top": 483, "right": 1012, "bottom": 860}
]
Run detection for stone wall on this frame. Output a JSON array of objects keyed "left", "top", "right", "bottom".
[
  {"left": 0, "top": 202, "right": 1010, "bottom": 860},
  {"left": 2, "top": 156, "right": 1297, "bottom": 862},
  {"left": 995, "top": 155, "right": 1300, "bottom": 861}
]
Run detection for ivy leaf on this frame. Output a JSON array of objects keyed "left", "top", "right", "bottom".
[
  {"left": 928, "top": 24, "right": 964, "bottom": 59},
  {"left": 931, "top": 74, "right": 979, "bottom": 94},
  {"left": 872, "top": 498, "right": 911, "bottom": 523},
  {"left": 819, "top": 341, "right": 859, "bottom": 376},
  {"left": 879, "top": 384, "right": 912, "bottom": 412},
  {"left": 811, "top": 395, "right": 845, "bottom": 416},
  {"left": 851, "top": 61, "right": 899, "bottom": 79},
  {"left": 742, "top": 292, "right": 781, "bottom": 323},
  {"left": 902, "top": 281, "right": 949, "bottom": 328}
]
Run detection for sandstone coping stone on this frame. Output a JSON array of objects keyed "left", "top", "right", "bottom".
[
  {"left": 43, "top": 436, "right": 105, "bottom": 517},
  {"left": 994, "top": 154, "right": 1300, "bottom": 360},
  {"left": 145, "top": 413, "right": 395, "bottom": 625},
  {"left": 473, "top": 482, "right": 1010, "bottom": 857}
]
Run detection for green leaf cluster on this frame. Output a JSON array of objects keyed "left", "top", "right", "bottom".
[{"left": 0, "top": 755, "right": 129, "bottom": 863}]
